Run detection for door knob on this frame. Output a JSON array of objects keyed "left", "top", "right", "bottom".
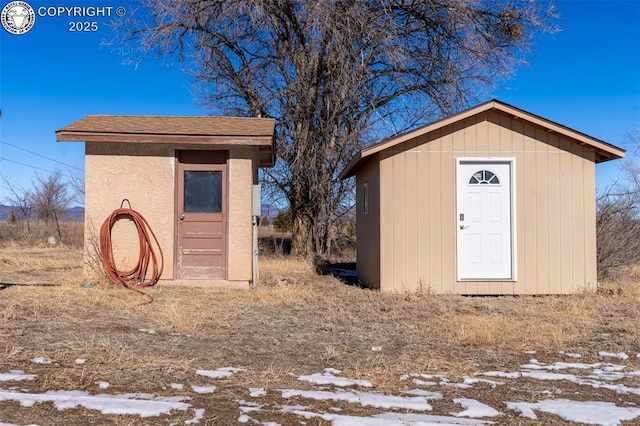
[{"left": 180, "top": 214, "right": 185, "bottom": 221}]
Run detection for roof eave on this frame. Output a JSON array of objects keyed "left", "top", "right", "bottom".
[
  {"left": 57, "top": 130, "right": 276, "bottom": 168},
  {"left": 56, "top": 130, "right": 274, "bottom": 146},
  {"left": 339, "top": 100, "right": 625, "bottom": 179},
  {"left": 491, "top": 102, "right": 625, "bottom": 162},
  {"left": 338, "top": 152, "right": 364, "bottom": 179}
]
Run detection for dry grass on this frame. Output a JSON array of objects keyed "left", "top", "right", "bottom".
[
  {"left": 0, "top": 221, "right": 84, "bottom": 247},
  {"left": 599, "top": 263, "right": 640, "bottom": 297},
  {"left": 2, "top": 243, "right": 640, "bottom": 423},
  {"left": 260, "top": 255, "right": 314, "bottom": 276}
]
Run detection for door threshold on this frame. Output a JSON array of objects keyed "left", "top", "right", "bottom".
[{"left": 159, "top": 279, "right": 250, "bottom": 289}]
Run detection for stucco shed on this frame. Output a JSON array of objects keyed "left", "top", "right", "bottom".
[
  {"left": 57, "top": 115, "right": 275, "bottom": 288},
  {"left": 340, "top": 100, "right": 625, "bottom": 294}
]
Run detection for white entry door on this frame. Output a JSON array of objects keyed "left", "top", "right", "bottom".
[{"left": 456, "top": 160, "right": 514, "bottom": 280}]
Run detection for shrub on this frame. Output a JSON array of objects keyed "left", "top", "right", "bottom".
[{"left": 272, "top": 209, "right": 293, "bottom": 233}]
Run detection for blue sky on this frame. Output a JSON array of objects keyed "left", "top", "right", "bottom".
[{"left": 1, "top": 0, "right": 639, "bottom": 205}]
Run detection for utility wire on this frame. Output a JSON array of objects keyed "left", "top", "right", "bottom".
[
  {"left": 0, "top": 139, "right": 83, "bottom": 171},
  {"left": 0, "top": 157, "right": 75, "bottom": 179}
]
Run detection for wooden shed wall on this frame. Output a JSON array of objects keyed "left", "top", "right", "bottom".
[
  {"left": 371, "top": 109, "right": 597, "bottom": 294},
  {"left": 355, "top": 157, "right": 381, "bottom": 289}
]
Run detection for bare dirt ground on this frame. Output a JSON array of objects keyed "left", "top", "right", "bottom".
[{"left": 1, "top": 243, "right": 640, "bottom": 425}]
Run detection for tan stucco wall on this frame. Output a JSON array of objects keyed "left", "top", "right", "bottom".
[
  {"left": 85, "top": 142, "right": 258, "bottom": 285},
  {"left": 227, "top": 147, "right": 254, "bottom": 281},
  {"left": 361, "top": 110, "right": 597, "bottom": 294},
  {"left": 85, "top": 142, "right": 175, "bottom": 280}
]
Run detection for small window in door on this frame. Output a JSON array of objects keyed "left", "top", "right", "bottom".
[
  {"left": 469, "top": 170, "right": 499, "bottom": 185},
  {"left": 362, "top": 183, "right": 368, "bottom": 214},
  {"left": 184, "top": 171, "right": 222, "bottom": 212}
]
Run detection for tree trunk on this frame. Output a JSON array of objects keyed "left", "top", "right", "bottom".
[
  {"left": 292, "top": 208, "right": 312, "bottom": 257},
  {"left": 131, "top": 0, "right": 556, "bottom": 261}
]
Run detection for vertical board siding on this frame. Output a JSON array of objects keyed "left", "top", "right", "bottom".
[
  {"left": 428, "top": 129, "right": 444, "bottom": 292},
  {"left": 547, "top": 133, "right": 563, "bottom": 293},
  {"left": 559, "top": 137, "right": 575, "bottom": 292},
  {"left": 497, "top": 113, "right": 516, "bottom": 294},
  {"left": 440, "top": 126, "right": 456, "bottom": 292},
  {"left": 487, "top": 117, "right": 505, "bottom": 294},
  {"left": 510, "top": 118, "right": 527, "bottom": 293},
  {"left": 522, "top": 122, "right": 538, "bottom": 294},
  {"left": 535, "top": 127, "right": 550, "bottom": 294},
  {"left": 571, "top": 142, "right": 586, "bottom": 292},
  {"left": 416, "top": 135, "right": 430, "bottom": 291},
  {"left": 404, "top": 139, "right": 420, "bottom": 290},
  {"left": 379, "top": 151, "right": 394, "bottom": 291},
  {"left": 391, "top": 150, "right": 407, "bottom": 291},
  {"left": 368, "top": 110, "right": 598, "bottom": 294},
  {"left": 584, "top": 149, "right": 597, "bottom": 290}
]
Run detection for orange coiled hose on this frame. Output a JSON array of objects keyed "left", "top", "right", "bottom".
[{"left": 99, "top": 207, "right": 164, "bottom": 300}]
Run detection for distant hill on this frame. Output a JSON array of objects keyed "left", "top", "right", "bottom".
[
  {"left": 0, "top": 205, "right": 84, "bottom": 222},
  {"left": 0, "top": 205, "right": 10, "bottom": 221},
  {"left": 261, "top": 204, "right": 282, "bottom": 220}
]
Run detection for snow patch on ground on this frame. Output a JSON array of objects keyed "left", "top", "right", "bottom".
[
  {"left": 196, "top": 367, "right": 243, "bottom": 379},
  {"left": 453, "top": 398, "right": 503, "bottom": 418},
  {"left": 325, "top": 412, "right": 493, "bottom": 425},
  {"left": 279, "top": 389, "right": 435, "bottom": 411},
  {"left": 507, "top": 399, "right": 640, "bottom": 425},
  {"left": 0, "top": 370, "right": 36, "bottom": 382},
  {"left": 401, "top": 389, "right": 443, "bottom": 399},
  {"left": 521, "top": 360, "right": 626, "bottom": 371},
  {"left": 599, "top": 351, "right": 630, "bottom": 360},
  {"left": 297, "top": 368, "right": 373, "bottom": 388},
  {"left": 185, "top": 407, "right": 205, "bottom": 425},
  {"left": 559, "top": 351, "right": 582, "bottom": 358},
  {"left": 461, "top": 377, "right": 503, "bottom": 388},
  {"left": 191, "top": 385, "right": 216, "bottom": 394},
  {"left": 0, "top": 388, "right": 190, "bottom": 417},
  {"left": 482, "top": 371, "right": 520, "bottom": 379},
  {"left": 249, "top": 387, "right": 266, "bottom": 397},
  {"left": 29, "top": 357, "right": 52, "bottom": 365},
  {"left": 401, "top": 373, "right": 446, "bottom": 386},
  {"left": 5, "top": 355, "right": 640, "bottom": 424}
]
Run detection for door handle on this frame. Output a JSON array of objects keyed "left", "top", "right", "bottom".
[
  {"left": 180, "top": 214, "right": 185, "bottom": 221},
  {"left": 460, "top": 225, "right": 469, "bottom": 230}
]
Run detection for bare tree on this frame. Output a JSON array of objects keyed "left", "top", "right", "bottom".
[
  {"left": 119, "top": 0, "right": 556, "bottom": 256},
  {"left": 596, "top": 128, "right": 640, "bottom": 280},
  {"left": 67, "top": 167, "right": 85, "bottom": 206},
  {"left": 31, "top": 169, "right": 73, "bottom": 225},
  {"left": 596, "top": 184, "right": 640, "bottom": 279},
  {"left": 1, "top": 173, "right": 33, "bottom": 230}
]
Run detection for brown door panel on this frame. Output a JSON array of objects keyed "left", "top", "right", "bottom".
[{"left": 176, "top": 151, "right": 228, "bottom": 280}]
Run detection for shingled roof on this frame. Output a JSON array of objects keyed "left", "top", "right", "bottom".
[
  {"left": 56, "top": 115, "right": 276, "bottom": 166},
  {"left": 57, "top": 115, "right": 275, "bottom": 137}
]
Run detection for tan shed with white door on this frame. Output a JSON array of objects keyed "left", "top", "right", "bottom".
[
  {"left": 57, "top": 115, "right": 275, "bottom": 288},
  {"left": 340, "top": 100, "right": 625, "bottom": 294}
]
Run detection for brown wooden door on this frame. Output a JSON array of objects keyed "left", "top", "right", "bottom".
[{"left": 176, "top": 151, "right": 227, "bottom": 279}]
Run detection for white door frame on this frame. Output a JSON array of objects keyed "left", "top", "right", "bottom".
[{"left": 456, "top": 158, "right": 516, "bottom": 281}]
